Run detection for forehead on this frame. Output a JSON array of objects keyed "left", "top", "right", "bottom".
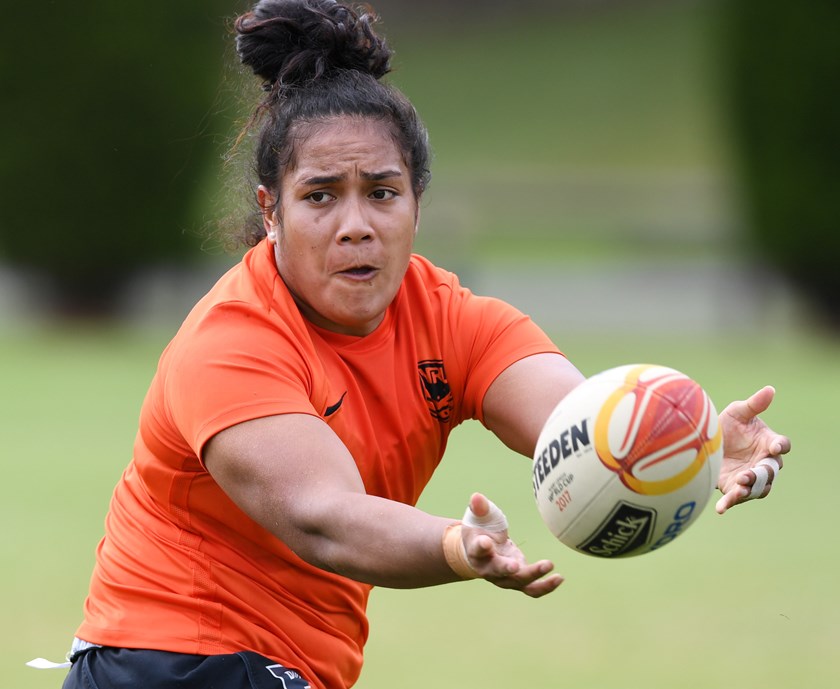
[{"left": 287, "top": 117, "right": 407, "bottom": 182}]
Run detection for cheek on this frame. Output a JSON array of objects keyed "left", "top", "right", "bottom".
[
  {"left": 276, "top": 234, "right": 313, "bottom": 279},
  {"left": 278, "top": 222, "right": 324, "bottom": 259}
]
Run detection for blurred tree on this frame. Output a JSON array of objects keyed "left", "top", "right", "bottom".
[
  {"left": 0, "top": 1, "right": 233, "bottom": 316},
  {"left": 719, "top": 0, "right": 840, "bottom": 327}
]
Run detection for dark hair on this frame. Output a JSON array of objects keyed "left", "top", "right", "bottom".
[{"left": 233, "top": 0, "right": 431, "bottom": 246}]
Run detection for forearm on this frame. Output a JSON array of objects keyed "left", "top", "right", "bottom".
[
  {"left": 204, "top": 413, "right": 562, "bottom": 593},
  {"left": 286, "top": 491, "right": 462, "bottom": 588},
  {"left": 206, "top": 414, "right": 471, "bottom": 588}
]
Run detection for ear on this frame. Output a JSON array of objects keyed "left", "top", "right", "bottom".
[{"left": 257, "top": 185, "right": 279, "bottom": 243}]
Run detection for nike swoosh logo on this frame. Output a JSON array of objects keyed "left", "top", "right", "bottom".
[{"left": 324, "top": 391, "right": 347, "bottom": 417}]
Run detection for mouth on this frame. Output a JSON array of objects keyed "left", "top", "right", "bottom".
[{"left": 337, "top": 265, "right": 379, "bottom": 281}]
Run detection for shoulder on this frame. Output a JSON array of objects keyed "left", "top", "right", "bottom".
[
  {"left": 405, "top": 254, "right": 460, "bottom": 291},
  {"left": 402, "top": 254, "right": 523, "bottom": 323},
  {"left": 177, "top": 242, "right": 306, "bottom": 345},
  {"left": 162, "top": 245, "right": 316, "bottom": 385}
]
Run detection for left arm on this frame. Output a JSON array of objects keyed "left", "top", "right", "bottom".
[
  {"left": 482, "top": 352, "right": 585, "bottom": 457},
  {"left": 483, "top": 355, "right": 792, "bottom": 515}
]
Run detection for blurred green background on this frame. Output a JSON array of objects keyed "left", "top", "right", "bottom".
[{"left": 2, "top": 0, "right": 837, "bottom": 688}]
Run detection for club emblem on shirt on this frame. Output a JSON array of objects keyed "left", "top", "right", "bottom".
[{"left": 418, "top": 359, "right": 453, "bottom": 422}]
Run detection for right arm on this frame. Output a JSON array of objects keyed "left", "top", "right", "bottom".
[{"left": 203, "top": 413, "right": 560, "bottom": 596}]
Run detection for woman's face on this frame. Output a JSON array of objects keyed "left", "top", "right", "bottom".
[{"left": 261, "top": 116, "right": 419, "bottom": 337}]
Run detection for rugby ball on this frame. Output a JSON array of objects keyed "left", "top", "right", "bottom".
[{"left": 532, "top": 364, "right": 722, "bottom": 558}]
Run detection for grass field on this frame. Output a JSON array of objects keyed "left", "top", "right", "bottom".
[
  {"left": 2, "top": 325, "right": 837, "bottom": 689},
  {"left": 3, "top": 1, "right": 837, "bottom": 687},
  {"left": 362, "top": 331, "right": 839, "bottom": 689}
]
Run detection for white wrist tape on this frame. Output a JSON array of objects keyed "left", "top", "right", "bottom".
[
  {"left": 748, "top": 457, "right": 781, "bottom": 499},
  {"left": 462, "top": 498, "right": 509, "bottom": 533}
]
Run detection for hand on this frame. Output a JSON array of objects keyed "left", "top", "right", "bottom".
[
  {"left": 460, "top": 493, "right": 563, "bottom": 598},
  {"left": 715, "top": 386, "right": 791, "bottom": 514}
]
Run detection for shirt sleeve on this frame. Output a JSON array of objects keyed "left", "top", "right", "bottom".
[
  {"left": 163, "top": 300, "right": 320, "bottom": 460},
  {"left": 447, "top": 287, "right": 563, "bottom": 424}
]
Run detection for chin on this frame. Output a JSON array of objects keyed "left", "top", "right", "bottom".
[{"left": 333, "top": 306, "right": 387, "bottom": 336}]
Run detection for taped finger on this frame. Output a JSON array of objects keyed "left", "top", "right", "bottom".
[
  {"left": 746, "top": 457, "right": 782, "bottom": 500},
  {"left": 748, "top": 465, "right": 769, "bottom": 499},
  {"left": 463, "top": 498, "right": 509, "bottom": 532},
  {"left": 757, "top": 456, "right": 781, "bottom": 479}
]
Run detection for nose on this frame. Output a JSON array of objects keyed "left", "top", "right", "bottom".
[{"left": 337, "top": 196, "right": 374, "bottom": 244}]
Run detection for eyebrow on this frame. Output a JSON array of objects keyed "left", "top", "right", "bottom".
[
  {"left": 362, "top": 169, "right": 403, "bottom": 182},
  {"left": 298, "top": 169, "right": 404, "bottom": 186}
]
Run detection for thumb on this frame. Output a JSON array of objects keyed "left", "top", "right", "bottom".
[
  {"left": 463, "top": 493, "right": 509, "bottom": 533},
  {"left": 728, "top": 385, "right": 775, "bottom": 423},
  {"left": 469, "top": 492, "right": 489, "bottom": 518}
]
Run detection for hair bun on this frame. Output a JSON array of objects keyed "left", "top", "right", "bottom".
[{"left": 235, "top": 0, "right": 392, "bottom": 88}]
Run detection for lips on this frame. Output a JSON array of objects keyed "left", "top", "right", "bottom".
[{"left": 337, "top": 264, "right": 378, "bottom": 280}]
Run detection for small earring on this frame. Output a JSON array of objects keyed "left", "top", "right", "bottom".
[{"left": 267, "top": 230, "right": 276, "bottom": 242}]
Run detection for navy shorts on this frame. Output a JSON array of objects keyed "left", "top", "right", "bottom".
[{"left": 61, "top": 646, "right": 312, "bottom": 689}]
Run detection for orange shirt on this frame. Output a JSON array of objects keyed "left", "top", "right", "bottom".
[{"left": 76, "top": 240, "right": 560, "bottom": 689}]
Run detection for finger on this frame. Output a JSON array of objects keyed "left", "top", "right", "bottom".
[
  {"left": 469, "top": 534, "right": 499, "bottom": 560},
  {"left": 521, "top": 573, "right": 564, "bottom": 598},
  {"left": 741, "top": 457, "right": 781, "bottom": 502},
  {"left": 716, "top": 457, "right": 780, "bottom": 514},
  {"left": 752, "top": 456, "right": 781, "bottom": 492},
  {"left": 715, "top": 485, "right": 749, "bottom": 514},
  {"left": 493, "top": 561, "right": 563, "bottom": 597},
  {"left": 463, "top": 493, "right": 509, "bottom": 533},
  {"left": 726, "top": 385, "right": 776, "bottom": 423},
  {"left": 469, "top": 492, "right": 489, "bottom": 517},
  {"left": 770, "top": 435, "right": 792, "bottom": 457},
  {"left": 467, "top": 540, "right": 523, "bottom": 579},
  {"left": 748, "top": 463, "right": 771, "bottom": 499},
  {"left": 746, "top": 385, "right": 776, "bottom": 416}
]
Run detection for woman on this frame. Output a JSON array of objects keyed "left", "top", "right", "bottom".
[{"left": 59, "top": 1, "right": 790, "bottom": 688}]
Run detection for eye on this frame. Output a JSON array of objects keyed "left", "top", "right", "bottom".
[
  {"left": 370, "top": 188, "right": 397, "bottom": 201},
  {"left": 306, "top": 191, "right": 334, "bottom": 204}
]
